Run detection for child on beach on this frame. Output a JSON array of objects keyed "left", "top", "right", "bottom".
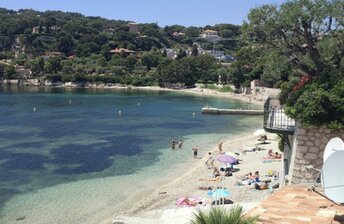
[{"left": 205, "top": 152, "right": 214, "bottom": 168}]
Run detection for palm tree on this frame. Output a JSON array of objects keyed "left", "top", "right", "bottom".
[{"left": 190, "top": 205, "right": 258, "bottom": 224}]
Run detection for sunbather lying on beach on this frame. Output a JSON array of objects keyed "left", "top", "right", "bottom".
[
  {"left": 198, "top": 176, "right": 222, "bottom": 182},
  {"left": 198, "top": 186, "right": 214, "bottom": 191},
  {"left": 180, "top": 197, "right": 201, "bottom": 206},
  {"left": 241, "top": 146, "right": 265, "bottom": 154},
  {"left": 264, "top": 152, "right": 282, "bottom": 160},
  {"left": 236, "top": 172, "right": 253, "bottom": 180},
  {"left": 258, "top": 135, "right": 267, "bottom": 142},
  {"left": 254, "top": 181, "right": 269, "bottom": 190}
]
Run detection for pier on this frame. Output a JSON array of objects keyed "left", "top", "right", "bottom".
[{"left": 201, "top": 107, "right": 264, "bottom": 115}]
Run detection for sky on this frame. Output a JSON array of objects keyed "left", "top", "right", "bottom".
[{"left": 0, "top": 0, "right": 286, "bottom": 27}]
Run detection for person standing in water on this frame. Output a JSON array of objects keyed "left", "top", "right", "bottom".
[
  {"left": 192, "top": 145, "right": 198, "bottom": 158},
  {"left": 178, "top": 140, "right": 183, "bottom": 149},
  {"left": 171, "top": 139, "right": 176, "bottom": 150}
]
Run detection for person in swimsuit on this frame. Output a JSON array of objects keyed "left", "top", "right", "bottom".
[{"left": 192, "top": 145, "right": 198, "bottom": 158}]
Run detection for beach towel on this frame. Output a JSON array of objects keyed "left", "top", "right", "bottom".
[{"left": 176, "top": 196, "right": 206, "bottom": 207}]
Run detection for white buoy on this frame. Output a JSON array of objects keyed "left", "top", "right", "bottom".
[
  {"left": 33, "top": 107, "right": 36, "bottom": 112},
  {"left": 69, "top": 100, "right": 72, "bottom": 104},
  {"left": 118, "top": 110, "right": 122, "bottom": 115},
  {"left": 192, "top": 112, "right": 195, "bottom": 117}
]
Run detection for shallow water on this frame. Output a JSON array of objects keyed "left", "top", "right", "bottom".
[{"left": 0, "top": 86, "right": 262, "bottom": 223}]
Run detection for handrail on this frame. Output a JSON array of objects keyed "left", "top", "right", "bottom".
[{"left": 263, "top": 97, "right": 295, "bottom": 135}]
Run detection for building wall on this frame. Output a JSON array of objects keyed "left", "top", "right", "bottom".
[{"left": 288, "top": 122, "right": 344, "bottom": 185}]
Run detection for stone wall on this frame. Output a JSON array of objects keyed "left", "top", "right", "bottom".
[{"left": 288, "top": 122, "right": 344, "bottom": 185}]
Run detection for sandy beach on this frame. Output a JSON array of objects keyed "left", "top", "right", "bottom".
[
  {"left": 107, "top": 131, "right": 282, "bottom": 224},
  {"left": 125, "top": 85, "right": 269, "bottom": 106}
]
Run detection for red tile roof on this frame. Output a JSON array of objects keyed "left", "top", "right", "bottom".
[
  {"left": 247, "top": 185, "right": 344, "bottom": 224},
  {"left": 109, "top": 48, "right": 135, "bottom": 53}
]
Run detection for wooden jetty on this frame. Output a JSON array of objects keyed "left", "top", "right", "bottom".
[{"left": 201, "top": 107, "right": 264, "bottom": 115}]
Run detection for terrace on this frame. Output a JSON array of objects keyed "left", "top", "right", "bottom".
[{"left": 263, "top": 97, "right": 295, "bottom": 135}]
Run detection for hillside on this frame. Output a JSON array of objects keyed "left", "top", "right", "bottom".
[{"left": 0, "top": 8, "right": 241, "bottom": 87}]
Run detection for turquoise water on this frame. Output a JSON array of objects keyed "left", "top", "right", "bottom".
[{"left": 0, "top": 86, "right": 262, "bottom": 223}]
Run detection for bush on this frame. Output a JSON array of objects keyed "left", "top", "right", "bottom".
[
  {"left": 278, "top": 136, "right": 285, "bottom": 152},
  {"left": 218, "top": 86, "right": 234, "bottom": 92},
  {"left": 46, "top": 74, "right": 62, "bottom": 82},
  {"left": 191, "top": 206, "right": 258, "bottom": 224},
  {"left": 284, "top": 79, "right": 344, "bottom": 129}
]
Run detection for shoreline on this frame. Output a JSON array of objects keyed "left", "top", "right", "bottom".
[
  {"left": 105, "top": 131, "right": 281, "bottom": 224},
  {"left": 1, "top": 83, "right": 267, "bottom": 107}
]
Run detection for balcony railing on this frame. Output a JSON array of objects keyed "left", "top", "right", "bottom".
[{"left": 263, "top": 97, "right": 295, "bottom": 135}]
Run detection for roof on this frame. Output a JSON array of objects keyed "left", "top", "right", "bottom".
[
  {"left": 203, "top": 29, "right": 217, "bottom": 33},
  {"left": 247, "top": 185, "right": 344, "bottom": 224},
  {"left": 109, "top": 48, "right": 135, "bottom": 53}
]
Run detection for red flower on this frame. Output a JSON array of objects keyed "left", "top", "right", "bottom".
[{"left": 292, "top": 74, "right": 312, "bottom": 92}]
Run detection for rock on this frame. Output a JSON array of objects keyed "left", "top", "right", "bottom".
[{"left": 16, "top": 215, "right": 25, "bottom": 221}]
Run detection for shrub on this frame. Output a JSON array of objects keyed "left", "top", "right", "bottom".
[{"left": 191, "top": 206, "right": 258, "bottom": 224}]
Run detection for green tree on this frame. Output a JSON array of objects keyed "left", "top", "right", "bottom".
[
  {"left": 3, "top": 65, "right": 16, "bottom": 79},
  {"left": 229, "top": 62, "right": 245, "bottom": 89},
  {"left": 176, "top": 49, "right": 187, "bottom": 60},
  {"left": 29, "top": 57, "right": 45, "bottom": 76},
  {"left": 242, "top": 0, "right": 344, "bottom": 128},
  {"left": 191, "top": 206, "right": 258, "bottom": 224},
  {"left": 242, "top": 0, "right": 344, "bottom": 78},
  {"left": 57, "top": 33, "right": 74, "bottom": 55},
  {"left": 124, "top": 55, "right": 137, "bottom": 72},
  {"left": 191, "top": 44, "right": 199, "bottom": 56},
  {"left": 44, "top": 57, "right": 62, "bottom": 74},
  {"left": 141, "top": 52, "right": 162, "bottom": 70}
]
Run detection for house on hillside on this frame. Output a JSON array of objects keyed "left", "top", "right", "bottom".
[
  {"left": 50, "top": 25, "right": 60, "bottom": 32},
  {"left": 219, "top": 54, "right": 236, "bottom": 62},
  {"left": 103, "top": 28, "right": 115, "bottom": 33},
  {"left": 203, "top": 50, "right": 224, "bottom": 60},
  {"left": 128, "top": 22, "right": 140, "bottom": 33},
  {"left": 43, "top": 51, "right": 63, "bottom": 60},
  {"left": 164, "top": 48, "right": 177, "bottom": 59},
  {"left": 200, "top": 29, "right": 219, "bottom": 40},
  {"left": 109, "top": 48, "right": 135, "bottom": 55},
  {"left": 172, "top": 32, "right": 185, "bottom": 38},
  {"left": 251, "top": 79, "right": 267, "bottom": 90},
  {"left": 32, "top": 26, "right": 40, "bottom": 34}
]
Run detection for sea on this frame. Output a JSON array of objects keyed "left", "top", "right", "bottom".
[{"left": 0, "top": 86, "right": 262, "bottom": 224}]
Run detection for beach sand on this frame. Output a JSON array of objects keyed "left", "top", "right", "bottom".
[
  {"left": 106, "top": 132, "right": 282, "bottom": 224},
  {"left": 128, "top": 86, "right": 268, "bottom": 106}
]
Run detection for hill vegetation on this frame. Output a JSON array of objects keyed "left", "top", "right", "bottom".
[{"left": 0, "top": 8, "right": 241, "bottom": 87}]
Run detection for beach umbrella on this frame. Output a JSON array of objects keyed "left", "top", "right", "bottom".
[
  {"left": 208, "top": 188, "right": 231, "bottom": 205},
  {"left": 208, "top": 188, "right": 231, "bottom": 198},
  {"left": 217, "top": 154, "right": 237, "bottom": 165},
  {"left": 226, "top": 151, "right": 238, "bottom": 158},
  {"left": 253, "top": 129, "right": 266, "bottom": 136}
]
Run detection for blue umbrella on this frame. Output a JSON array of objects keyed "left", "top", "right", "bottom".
[{"left": 208, "top": 188, "right": 231, "bottom": 198}]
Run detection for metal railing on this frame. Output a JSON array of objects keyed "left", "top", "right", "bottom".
[{"left": 263, "top": 97, "right": 295, "bottom": 135}]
